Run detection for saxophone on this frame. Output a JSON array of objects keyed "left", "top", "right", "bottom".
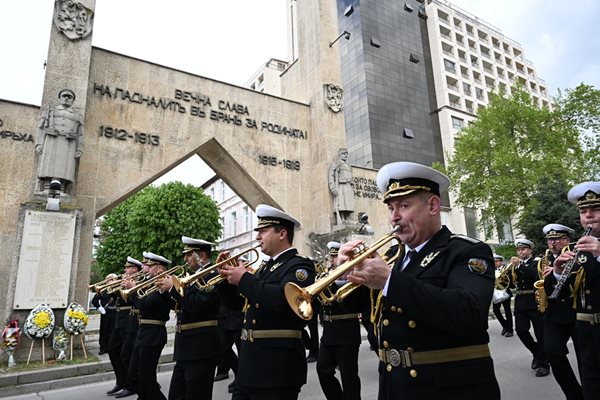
[{"left": 534, "top": 249, "right": 551, "bottom": 313}]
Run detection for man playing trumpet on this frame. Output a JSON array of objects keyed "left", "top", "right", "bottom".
[
  {"left": 338, "top": 162, "right": 500, "bottom": 400},
  {"left": 156, "top": 237, "right": 221, "bottom": 400}
]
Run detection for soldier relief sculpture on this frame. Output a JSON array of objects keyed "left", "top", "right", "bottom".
[
  {"left": 328, "top": 148, "right": 354, "bottom": 225},
  {"left": 36, "top": 89, "right": 84, "bottom": 193}
]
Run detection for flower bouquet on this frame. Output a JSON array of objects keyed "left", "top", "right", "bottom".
[
  {"left": 64, "top": 303, "right": 88, "bottom": 335},
  {"left": 52, "top": 327, "right": 69, "bottom": 361},
  {"left": 24, "top": 303, "right": 55, "bottom": 339},
  {"left": 1, "top": 319, "right": 20, "bottom": 368}
]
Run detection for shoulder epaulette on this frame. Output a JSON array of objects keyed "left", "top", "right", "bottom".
[{"left": 450, "top": 234, "right": 481, "bottom": 244}]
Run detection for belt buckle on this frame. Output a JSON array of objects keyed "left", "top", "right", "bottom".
[
  {"left": 382, "top": 349, "right": 410, "bottom": 368},
  {"left": 323, "top": 315, "right": 332, "bottom": 322},
  {"left": 241, "top": 328, "right": 253, "bottom": 341}
]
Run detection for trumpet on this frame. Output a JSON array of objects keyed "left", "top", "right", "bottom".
[
  {"left": 89, "top": 275, "right": 122, "bottom": 294},
  {"left": 285, "top": 226, "right": 401, "bottom": 320},
  {"left": 172, "top": 246, "right": 260, "bottom": 296},
  {"left": 320, "top": 243, "right": 403, "bottom": 304},
  {"left": 495, "top": 261, "right": 516, "bottom": 291},
  {"left": 120, "top": 264, "right": 186, "bottom": 301}
]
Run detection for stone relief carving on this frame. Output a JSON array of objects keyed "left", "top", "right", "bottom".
[
  {"left": 53, "top": 0, "right": 94, "bottom": 40},
  {"left": 325, "top": 84, "right": 343, "bottom": 113},
  {"left": 36, "top": 89, "right": 84, "bottom": 193},
  {"left": 328, "top": 148, "right": 354, "bottom": 226}
]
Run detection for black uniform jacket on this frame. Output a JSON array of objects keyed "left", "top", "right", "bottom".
[
  {"left": 319, "top": 283, "right": 367, "bottom": 346},
  {"left": 132, "top": 290, "right": 171, "bottom": 348},
  {"left": 218, "top": 278, "right": 245, "bottom": 331},
  {"left": 511, "top": 257, "right": 539, "bottom": 311},
  {"left": 543, "top": 248, "right": 577, "bottom": 324},
  {"left": 164, "top": 278, "right": 221, "bottom": 361},
  {"left": 235, "top": 248, "right": 315, "bottom": 389},
  {"left": 559, "top": 242, "right": 600, "bottom": 315},
  {"left": 110, "top": 292, "right": 131, "bottom": 330},
  {"left": 379, "top": 226, "right": 499, "bottom": 398}
]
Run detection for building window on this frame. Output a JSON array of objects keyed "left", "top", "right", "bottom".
[
  {"left": 230, "top": 211, "right": 237, "bottom": 236},
  {"left": 451, "top": 116, "right": 464, "bottom": 130},
  {"left": 475, "top": 87, "right": 484, "bottom": 100},
  {"left": 220, "top": 181, "right": 226, "bottom": 201},
  {"left": 219, "top": 217, "right": 225, "bottom": 239},
  {"left": 462, "top": 82, "right": 471, "bottom": 95},
  {"left": 497, "top": 217, "right": 514, "bottom": 243},
  {"left": 464, "top": 208, "right": 479, "bottom": 239},
  {"left": 243, "top": 206, "right": 250, "bottom": 231},
  {"left": 443, "top": 59, "right": 456, "bottom": 73},
  {"left": 209, "top": 188, "right": 215, "bottom": 200}
]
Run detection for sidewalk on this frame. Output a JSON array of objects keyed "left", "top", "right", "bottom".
[{"left": 0, "top": 313, "right": 178, "bottom": 398}]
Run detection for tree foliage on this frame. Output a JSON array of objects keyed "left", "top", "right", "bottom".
[
  {"left": 438, "top": 83, "right": 600, "bottom": 229},
  {"left": 517, "top": 178, "right": 583, "bottom": 252},
  {"left": 94, "top": 181, "right": 221, "bottom": 278}
]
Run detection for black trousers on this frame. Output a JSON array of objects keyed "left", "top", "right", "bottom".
[
  {"left": 492, "top": 298, "right": 513, "bottom": 333},
  {"left": 305, "top": 313, "right": 319, "bottom": 355},
  {"left": 233, "top": 386, "right": 301, "bottom": 400},
  {"left": 576, "top": 321, "right": 600, "bottom": 400},
  {"left": 515, "top": 309, "right": 548, "bottom": 366},
  {"left": 168, "top": 357, "right": 218, "bottom": 400},
  {"left": 137, "top": 345, "right": 167, "bottom": 400},
  {"left": 107, "top": 327, "right": 127, "bottom": 386},
  {"left": 99, "top": 311, "right": 115, "bottom": 352},
  {"left": 544, "top": 319, "right": 583, "bottom": 400},
  {"left": 216, "top": 328, "right": 241, "bottom": 376},
  {"left": 122, "top": 331, "right": 138, "bottom": 392},
  {"left": 316, "top": 344, "right": 361, "bottom": 400}
]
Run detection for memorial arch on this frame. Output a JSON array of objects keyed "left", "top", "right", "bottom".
[{"left": 0, "top": 0, "right": 389, "bottom": 323}]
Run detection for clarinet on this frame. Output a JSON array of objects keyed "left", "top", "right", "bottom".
[{"left": 548, "top": 226, "right": 592, "bottom": 300}]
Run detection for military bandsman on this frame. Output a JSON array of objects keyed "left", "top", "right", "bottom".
[
  {"left": 553, "top": 181, "right": 600, "bottom": 399},
  {"left": 339, "top": 162, "right": 500, "bottom": 399}
]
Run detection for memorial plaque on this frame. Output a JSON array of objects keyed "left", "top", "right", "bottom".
[{"left": 13, "top": 211, "right": 77, "bottom": 309}]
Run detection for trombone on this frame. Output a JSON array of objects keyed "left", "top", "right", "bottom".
[
  {"left": 285, "top": 226, "right": 401, "bottom": 320},
  {"left": 172, "top": 246, "right": 260, "bottom": 296},
  {"left": 120, "top": 264, "right": 186, "bottom": 301}
]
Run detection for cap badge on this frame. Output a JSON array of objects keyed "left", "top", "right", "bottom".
[
  {"left": 420, "top": 251, "right": 440, "bottom": 268},
  {"left": 578, "top": 254, "right": 588, "bottom": 265},
  {"left": 468, "top": 258, "right": 488, "bottom": 274},
  {"left": 295, "top": 269, "right": 309, "bottom": 281}
]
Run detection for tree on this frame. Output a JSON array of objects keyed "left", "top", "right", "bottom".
[
  {"left": 517, "top": 178, "right": 583, "bottom": 252},
  {"left": 94, "top": 181, "right": 221, "bottom": 278},
  {"left": 437, "top": 83, "right": 600, "bottom": 229}
]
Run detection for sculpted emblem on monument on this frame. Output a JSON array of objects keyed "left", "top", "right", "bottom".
[
  {"left": 53, "top": 0, "right": 94, "bottom": 40},
  {"left": 328, "top": 148, "right": 354, "bottom": 226},
  {"left": 36, "top": 89, "right": 84, "bottom": 193},
  {"left": 325, "top": 84, "right": 343, "bottom": 113}
]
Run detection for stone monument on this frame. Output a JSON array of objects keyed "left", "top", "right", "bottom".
[{"left": 328, "top": 147, "right": 354, "bottom": 226}]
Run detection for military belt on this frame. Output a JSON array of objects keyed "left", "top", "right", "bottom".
[
  {"left": 176, "top": 320, "right": 218, "bottom": 333},
  {"left": 322, "top": 313, "right": 360, "bottom": 322},
  {"left": 516, "top": 289, "right": 535, "bottom": 295},
  {"left": 241, "top": 329, "right": 302, "bottom": 342},
  {"left": 116, "top": 306, "right": 132, "bottom": 312},
  {"left": 576, "top": 312, "right": 600, "bottom": 324},
  {"left": 378, "top": 344, "right": 490, "bottom": 368},
  {"left": 139, "top": 319, "right": 166, "bottom": 326},
  {"left": 130, "top": 309, "right": 139, "bottom": 316},
  {"left": 106, "top": 306, "right": 117, "bottom": 311}
]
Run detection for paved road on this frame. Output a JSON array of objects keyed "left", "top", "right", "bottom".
[{"left": 4, "top": 319, "right": 578, "bottom": 400}]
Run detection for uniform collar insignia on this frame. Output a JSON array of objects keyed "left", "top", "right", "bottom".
[
  {"left": 578, "top": 254, "right": 587, "bottom": 264},
  {"left": 420, "top": 251, "right": 440, "bottom": 268},
  {"left": 270, "top": 262, "right": 282, "bottom": 272}
]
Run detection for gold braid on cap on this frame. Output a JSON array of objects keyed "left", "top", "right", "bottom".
[
  {"left": 384, "top": 183, "right": 432, "bottom": 198},
  {"left": 578, "top": 191, "right": 600, "bottom": 208},
  {"left": 258, "top": 218, "right": 283, "bottom": 226}
]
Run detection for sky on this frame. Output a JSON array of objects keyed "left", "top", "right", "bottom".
[{"left": 1, "top": 0, "right": 598, "bottom": 185}]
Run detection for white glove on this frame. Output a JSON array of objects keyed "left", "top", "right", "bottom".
[{"left": 98, "top": 306, "right": 106, "bottom": 315}]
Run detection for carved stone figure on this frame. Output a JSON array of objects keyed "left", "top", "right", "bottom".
[
  {"left": 325, "top": 84, "right": 343, "bottom": 113},
  {"left": 328, "top": 148, "right": 354, "bottom": 225},
  {"left": 36, "top": 89, "right": 84, "bottom": 192},
  {"left": 53, "top": 0, "right": 94, "bottom": 40}
]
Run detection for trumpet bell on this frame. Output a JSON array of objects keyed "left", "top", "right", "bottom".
[{"left": 284, "top": 282, "right": 314, "bottom": 320}]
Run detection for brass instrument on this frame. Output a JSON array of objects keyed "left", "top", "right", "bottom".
[
  {"left": 121, "top": 264, "right": 186, "bottom": 301},
  {"left": 285, "top": 226, "right": 401, "bottom": 320},
  {"left": 323, "top": 243, "right": 403, "bottom": 304},
  {"left": 172, "top": 246, "right": 260, "bottom": 296},
  {"left": 88, "top": 275, "right": 121, "bottom": 293},
  {"left": 534, "top": 249, "right": 552, "bottom": 312},
  {"left": 494, "top": 261, "right": 516, "bottom": 291}
]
